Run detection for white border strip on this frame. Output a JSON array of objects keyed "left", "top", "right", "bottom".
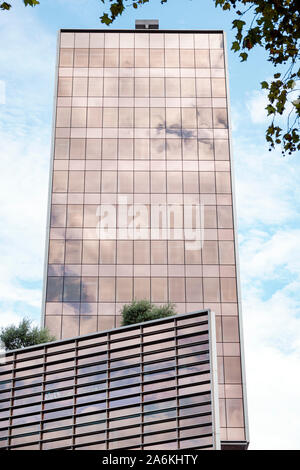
[
  {"left": 209, "top": 310, "right": 221, "bottom": 450},
  {"left": 40, "top": 30, "right": 61, "bottom": 329}
]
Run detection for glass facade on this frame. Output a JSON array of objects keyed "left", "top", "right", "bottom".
[
  {"left": 0, "top": 310, "right": 219, "bottom": 450},
  {"left": 42, "top": 28, "right": 248, "bottom": 448}
]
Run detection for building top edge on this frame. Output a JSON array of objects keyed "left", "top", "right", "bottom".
[
  {"left": 60, "top": 29, "right": 225, "bottom": 34},
  {"left": 2, "top": 308, "right": 211, "bottom": 356}
]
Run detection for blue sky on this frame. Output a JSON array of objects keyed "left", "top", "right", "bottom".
[{"left": 0, "top": 0, "right": 299, "bottom": 450}]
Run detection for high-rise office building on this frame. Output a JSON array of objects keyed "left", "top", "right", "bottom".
[{"left": 39, "top": 22, "right": 247, "bottom": 449}]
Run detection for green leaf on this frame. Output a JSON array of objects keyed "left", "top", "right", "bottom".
[
  {"left": 110, "top": 2, "right": 125, "bottom": 17},
  {"left": 232, "top": 19, "right": 246, "bottom": 31},
  {"left": 0, "top": 2, "right": 11, "bottom": 10},
  {"left": 266, "top": 104, "right": 276, "bottom": 115},
  {"left": 100, "top": 13, "right": 112, "bottom": 25},
  {"left": 24, "top": 0, "right": 40, "bottom": 6},
  {"left": 240, "top": 52, "right": 248, "bottom": 61},
  {"left": 261, "top": 81, "right": 269, "bottom": 89},
  {"left": 231, "top": 40, "right": 240, "bottom": 52}
]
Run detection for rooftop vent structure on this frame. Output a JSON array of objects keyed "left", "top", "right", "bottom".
[{"left": 135, "top": 19, "right": 159, "bottom": 29}]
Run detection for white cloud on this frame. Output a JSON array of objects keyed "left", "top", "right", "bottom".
[
  {"left": 0, "top": 134, "right": 49, "bottom": 323},
  {"left": 0, "top": 311, "right": 25, "bottom": 329},
  {"left": 0, "top": 5, "right": 55, "bottom": 77},
  {"left": 233, "top": 138, "right": 300, "bottom": 227},
  {"left": 0, "top": 110, "right": 50, "bottom": 316},
  {"left": 246, "top": 89, "right": 269, "bottom": 124},
  {"left": 233, "top": 130, "right": 300, "bottom": 449},
  {"left": 242, "top": 284, "right": 300, "bottom": 449},
  {"left": 246, "top": 84, "right": 299, "bottom": 129},
  {"left": 245, "top": 343, "right": 300, "bottom": 450},
  {"left": 240, "top": 229, "right": 300, "bottom": 280},
  {"left": 0, "top": 6, "right": 54, "bottom": 328}
]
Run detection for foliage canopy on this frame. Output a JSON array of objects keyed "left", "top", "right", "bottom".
[
  {"left": 0, "top": 318, "right": 56, "bottom": 351},
  {"left": 121, "top": 299, "right": 176, "bottom": 326}
]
